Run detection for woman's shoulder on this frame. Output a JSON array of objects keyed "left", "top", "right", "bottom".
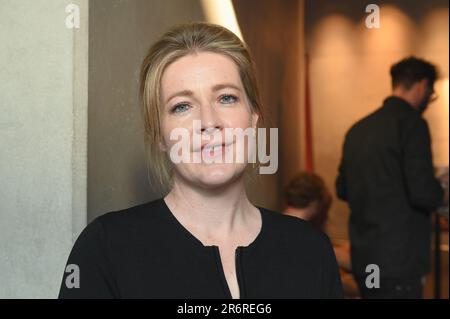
[
  {"left": 76, "top": 198, "right": 170, "bottom": 246},
  {"left": 60, "top": 199, "right": 167, "bottom": 298},
  {"left": 94, "top": 198, "right": 167, "bottom": 228},
  {"left": 259, "top": 207, "right": 332, "bottom": 249}
]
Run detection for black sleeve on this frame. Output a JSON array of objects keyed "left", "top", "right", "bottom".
[
  {"left": 402, "top": 118, "right": 443, "bottom": 212},
  {"left": 58, "top": 218, "right": 118, "bottom": 298},
  {"left": 336, "top": 139, "right": 348, "bottom": 201},
  {"left": 319, "top": 234, "right": 344, "bottom": 299}
]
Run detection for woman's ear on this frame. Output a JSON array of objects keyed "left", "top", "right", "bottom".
[{"left": 158, "top": 140, "right": 167, "bottom": 152}]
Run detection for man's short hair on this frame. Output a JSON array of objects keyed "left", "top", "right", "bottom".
[{"left": 390, "top": 56, "right": 438, "bottom": 90}]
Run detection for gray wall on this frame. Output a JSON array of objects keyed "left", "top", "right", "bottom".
[
  {"left": 87, "top": 0, "right": 205, "bottom": 222},
  {"left": 0, "top": 0, "right": 88, "bottom": 298}
]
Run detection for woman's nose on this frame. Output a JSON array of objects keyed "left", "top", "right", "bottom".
[{"left": 198, "top": 104, "right": 222, "bottom": 134}]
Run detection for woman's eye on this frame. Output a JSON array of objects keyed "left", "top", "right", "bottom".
[
  {"left": 219, "top": 94, "right": 238, "bottom": 104},
  {"left": 171, "top": 103, "right": 190, "bottom": 114}
]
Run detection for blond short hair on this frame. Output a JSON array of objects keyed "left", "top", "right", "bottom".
[{"left": 139, "top": 22, "right": 263, "bottom": 189}]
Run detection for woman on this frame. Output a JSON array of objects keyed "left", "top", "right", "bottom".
[{"left": 59, "top": 22, "right": 342, "bottom": 299}]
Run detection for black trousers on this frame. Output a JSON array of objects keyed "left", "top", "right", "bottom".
[{"left": 355, "top": 276, "right": 424, "bottom": 299}]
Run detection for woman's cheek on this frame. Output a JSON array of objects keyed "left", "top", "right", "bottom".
[{"left": 219, "top": 107, "right": 251, "bottom": 127}]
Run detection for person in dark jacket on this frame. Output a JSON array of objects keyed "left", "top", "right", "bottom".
[{"left": 336, "top": 56, "right": 448, "bottom": 299}]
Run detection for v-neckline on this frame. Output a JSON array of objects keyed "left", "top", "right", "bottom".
[
  {"left": 159, "top": 198, "right": 266, "bottom": 299},
  {"left": 159, "top": 197, "right": 265, "bottom": 251}
]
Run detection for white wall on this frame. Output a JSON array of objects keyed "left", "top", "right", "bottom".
[{"left": 0, "top": 0, "right": 88, "bottom": 298}]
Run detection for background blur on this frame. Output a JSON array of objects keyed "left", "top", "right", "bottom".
[{"left": 0, "top": 0, "right": 448, "bottom": 298}]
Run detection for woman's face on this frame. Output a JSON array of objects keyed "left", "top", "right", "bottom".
[{"left": 160, "top": 52, "right": 258, "bottom": 189}]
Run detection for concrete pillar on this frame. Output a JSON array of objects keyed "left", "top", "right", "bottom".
[{"left": 0, "top": 0, "right": 88, "bottom": 298}]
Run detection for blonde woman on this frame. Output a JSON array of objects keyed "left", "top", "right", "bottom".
[{"left": 59, "top": 22, "right": 342, "bottom": 299}]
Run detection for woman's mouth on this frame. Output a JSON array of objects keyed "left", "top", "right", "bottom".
[{"left": 198, "top": 142, "right": 233, "bottom": 159}]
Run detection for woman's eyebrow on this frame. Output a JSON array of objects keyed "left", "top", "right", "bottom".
[
  {"left": 165, "top": 83, "right": 242, "bottom": 104},
  {"left": 212, "top": 83, "right": 242, "bottom": 92},
  {"left": 165, "top": 90, "right": 194, "bottom": 104}
]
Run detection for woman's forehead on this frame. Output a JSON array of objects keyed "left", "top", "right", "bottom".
[{"left": 161, "top": 52, "right": 243, "bottom": 96}]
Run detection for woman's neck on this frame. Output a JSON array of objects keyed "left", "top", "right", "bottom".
[{"left": 164, "top": 175, "right": 259, "bottom": 246}]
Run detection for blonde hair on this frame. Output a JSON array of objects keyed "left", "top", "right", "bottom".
[{"left": 139, "top": 22, "right": 263, "bottom": 190}]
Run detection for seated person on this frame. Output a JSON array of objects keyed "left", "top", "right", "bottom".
[
  {"left": 283, "top": 172, "right": 331, "bottom": 231},
  {"left": 283, "top": 172, "right": 359, "bottom": 298}
]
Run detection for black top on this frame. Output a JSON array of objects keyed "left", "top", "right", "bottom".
[
  {"left": 336, "top": 96, "right": 444, "bottom": 279},
  {"left": 59, "top": 198, "right": 343, "bottom": 299}
]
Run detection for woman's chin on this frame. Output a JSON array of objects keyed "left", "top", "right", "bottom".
[{"left": 193, "top": 163, "right": 246, "bottom": 188}]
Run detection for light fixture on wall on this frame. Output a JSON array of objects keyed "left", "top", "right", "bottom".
[{"left": 200, "top": 0, "right": 243, "bottom": 41}]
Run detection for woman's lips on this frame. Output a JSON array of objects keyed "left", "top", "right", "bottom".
[
  {"left": 195, "top": 142, "right": 234, "bottom": 159},
  {"left": 203, "top": 144, "right": 224, "bottom": 158}
]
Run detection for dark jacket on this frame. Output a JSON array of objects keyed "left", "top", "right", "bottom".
[
  {"left": 59, "top": 198, "right": 343, "bottom": 298},
  {"left": 336, "top": 96, "right": 443, "bottom": 279}
]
